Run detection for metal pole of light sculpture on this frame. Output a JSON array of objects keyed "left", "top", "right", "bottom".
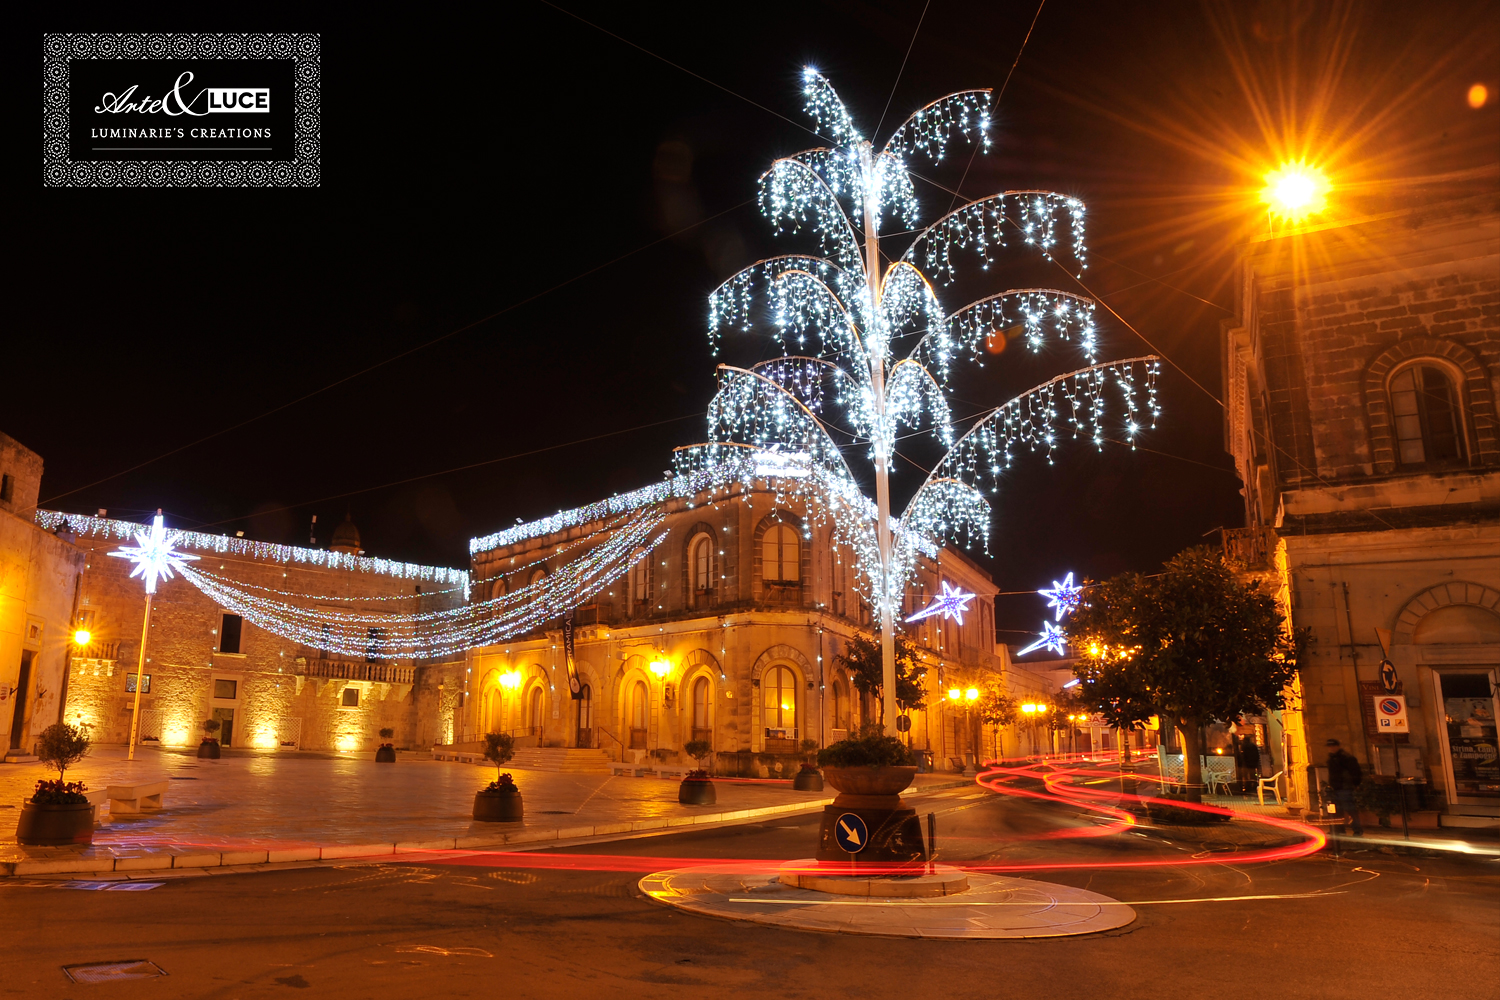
[{"left": 108, "top": 511, "right": 198, "bottom": 760}]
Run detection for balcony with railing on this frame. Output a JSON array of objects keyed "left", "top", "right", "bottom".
[
  {"left": 296, "top": 657, "right": 415, "bottom": 684},
  {"left": 72, "top": 639, "right": 121, "bottom": 662}
]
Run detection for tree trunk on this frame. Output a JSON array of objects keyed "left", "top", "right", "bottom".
[{"left": 1179, "top": 717, "right": 1204, "bottom": 803}]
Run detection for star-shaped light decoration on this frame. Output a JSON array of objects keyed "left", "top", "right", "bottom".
[
  {"left": 906, "top": 580, "right": 976, "bottom": 626},
  {"left": 108, "top": 511, "right": 199, "bottom": 594},
  {"left": 1017, "top": 620, "right": 1068, "bottom": 656},
  {"left": 1038, "top": 572, "right": 1084, "bottom": 621}
]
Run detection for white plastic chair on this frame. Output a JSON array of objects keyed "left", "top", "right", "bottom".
[{"left": 1257, "top": 770, "right": 1284, "bottom": 806}]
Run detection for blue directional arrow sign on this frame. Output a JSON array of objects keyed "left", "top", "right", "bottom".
[{"left": 834, "top": 812, "right": 868, "bottom": 854}]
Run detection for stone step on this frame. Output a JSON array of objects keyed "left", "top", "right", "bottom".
[
  {"left": 1, "top": 754, "right": 38, "bottom": 764},
  {"left": 506, "top": 747, "right": 613, "bottom": 774}
]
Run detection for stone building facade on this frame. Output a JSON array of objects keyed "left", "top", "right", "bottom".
[
  {"left": 461, "top": 481, "right": 1041, "bottom": 775},
  {"left": 43, "top": 511, "right": 468, "bottom": 753},
  {"left": 1223, "top": 193, "right": 1500, "bottom": 826},
  {"left": 0, "top": 433, "right": 86, "bottom": 759}
]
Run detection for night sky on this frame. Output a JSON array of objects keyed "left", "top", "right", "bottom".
[{"left": 12, "top": 2, "right": 1498, "bottom": 642}]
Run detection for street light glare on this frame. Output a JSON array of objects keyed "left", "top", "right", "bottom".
[
  {"left": 1469, "top": 83, "right": 1489, "bottom": 109},
  {"left": 73, "top": 629, "right": 91, "bottom": 647},
  {"left": 1261, "top": 162, "right": 1328, "bottom": 221}
]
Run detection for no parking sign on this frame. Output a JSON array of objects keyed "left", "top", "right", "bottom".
[{"left": 1374, "top": 695, "right": 1409, "bottom": 733}]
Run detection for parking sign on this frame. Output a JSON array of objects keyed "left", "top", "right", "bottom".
[{"left": 1374, "top": 695, "right": 1409, "bottom": 733}]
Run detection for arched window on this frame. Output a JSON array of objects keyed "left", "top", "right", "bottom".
[
  {"left": 631, "top": 550, "right": 649, "bottom": 607},
  {"left": 1390, "top": 364, "right": 1464, "bottom": 466},
  {"left": 762, "top": 524, "right": 800, "bottom": 583},
  {"left": 691, "top": 676, "right": 711, "bottom": 742},
  {"left": 763, "top": 665, "right": 797, "bottom": 737},
  {"left": 692, "top": 535, "right": 712, "bottom": 593},
  {"left": 529, "top": 567, "right": 547, "bottom": 586},
  {"left": 629, "top": 680, "right": 649, "bottom": 748},
  {"left": 832, "top": 680, "right": 848, "bottom": 730},
  {"left": 528, "top": 687, "right": 544, "bottom": 734},
  {"left": 576, "top": 684, "right": 592, "bottom": 747}
]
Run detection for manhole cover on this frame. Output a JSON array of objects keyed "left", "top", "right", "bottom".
[{"left": 63, "top": 960, "right": 167, "bottom": 984}]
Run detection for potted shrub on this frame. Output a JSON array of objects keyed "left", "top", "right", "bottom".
[
  {"left": 680, "top": 739, "right": 716, "bottom": 804},
  {"left": 17, "top": 723, "right": 93, "bottom": 846},
  {"left": 375, "top": 727, "right": 396, "bottom": 763},
  {"left": 793, "top": 738, "right": 823, "bottom": 791},
  {"left": 197, "top": 719, "right": 221, "bottom": 759},
  {"left": 473, "top": 732, "right": 522, "bottom": 822},
  {"left": 678, "top": 767, "right": 716, "bottom": 805},
  {"left": 818, "top": 725, "right": 916, "bottom": 788}
]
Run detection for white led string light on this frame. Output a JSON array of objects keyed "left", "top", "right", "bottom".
[
  {"left": 38, "top": 510, "right": 469, "bottom": 587},
  {"left": 690, "top": 68, "right": 1160, "bottom": 733},
  {"left": 178, "top": 509, "right": 667, "bottom": 659}
]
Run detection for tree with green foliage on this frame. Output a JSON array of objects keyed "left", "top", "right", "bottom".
[
  {"left": 837, "top": 631, "right": 927, "bottom": 722},
  {"left": 35, "top": 722, "right": 90, "bottom": 780},
  {"left": 483, "top": 732, "right": 515, "bottom": 782},
  {"left": 976, "top": 687, "right": 1018, "bottom": 760},
  {"left": 1064, "top": 547, "right": 1302, "bottom": 800}
]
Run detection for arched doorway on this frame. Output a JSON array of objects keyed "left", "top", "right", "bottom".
[
  {"left": 528, "top": 686, "right": 544, "bottom": 738},
  {"left": 763, "top": 664, "right": 797, "bottom": 752},
  {"left": 690, "top": 676, "right": 712, "bottom": 745},
  {"left": 575, "top": 684, "right": 593, "bottom": 748},
  {"left": 629, "top": 679, "right": 649, "bottom": 749}
]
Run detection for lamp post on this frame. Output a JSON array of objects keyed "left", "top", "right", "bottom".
[
  {"left": 947, "top": 687, "right": 980, "bottom": 774},
  {"left": 107, "top": 511, "right": 198, "bottom": 761}
]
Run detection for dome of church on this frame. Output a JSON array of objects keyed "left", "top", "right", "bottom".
[{"left": 330, "top": 513, "right": 362, "bottom": 554}]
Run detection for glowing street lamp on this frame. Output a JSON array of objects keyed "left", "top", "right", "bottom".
[
  {"left": 108, "top": 510, "right": 199, "bottom": 761},
  {"left": 649, "top": 659, "right": 671, "bottom": 678},
  {"left": 1261, "top": 161, "right": 1329, "bottom": 223},
  {"left": 72, "top": 629, "right": 92, "bottom": 648}
]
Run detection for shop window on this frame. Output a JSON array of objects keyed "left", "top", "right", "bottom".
[
  {"left": 213, "top": 678, "right": 237, "bottom": 700},
  {"left": 342, "top": 687, "right": 360, "bottom": 708},
  {"left": 1390, "top": 364, "right": 1464, "bottom": 466},
  {"left": 1438, "top": 672, "right": 1499, "bottom": 800},
  {"left": 219, "top": 613, "right": 243, "bottom": 654},
  {"left": 124, "top": 673, "right": 151, "bottom": 694}
]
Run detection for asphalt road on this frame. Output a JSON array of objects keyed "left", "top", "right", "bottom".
[{"left": 3, "top": 786, "right": 1496, "bottom": 1000}]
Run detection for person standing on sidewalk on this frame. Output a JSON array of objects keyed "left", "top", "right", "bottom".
[{"left": 1325, "top": 738, "right": 1364, "bottom": 835}]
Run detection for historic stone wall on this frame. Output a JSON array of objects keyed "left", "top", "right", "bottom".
[
  {"left": 57, "top": 516, "right": 464, "bottom": 752},
  {"left": 1248, "top": 207, "right": 1500, "bottom": 489}
]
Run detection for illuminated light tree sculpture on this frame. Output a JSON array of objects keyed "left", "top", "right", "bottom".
[
  {"left": 685, "top": 69, "right": 1160, "bottom": 735},
  {"left": 108, "top": 510, "right": 199, "bottom": 761}
]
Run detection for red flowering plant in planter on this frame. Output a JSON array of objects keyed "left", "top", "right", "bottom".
[
  {"left": 32, "top": 779, "right": 90, "bottom": 805},
  {"left": 17, "top": 723, "right": 94, "bottom": 846},
  {"left": 685, "top": 769, "right": 710, "bottom": 781},
  {"left": 484, "top": 772, "right": 519, "bottom": 793}
]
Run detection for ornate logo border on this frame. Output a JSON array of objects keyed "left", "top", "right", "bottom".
[{"left": 43, "top": 33, "right": 320, "bottom": 188}]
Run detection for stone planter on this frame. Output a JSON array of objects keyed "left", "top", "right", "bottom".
[
  {"left": 197, "top": 740, "right": 221, "bottom": 759},
  {"left": 375, "top": 746, "right": 397, "bottom": 763},
  {"left": 792, "top": 768, "right": 824, "bottom": 791},
  {"left": 16, "top": 801, "right": 94, "bottom": 846},
  {"left": 678, "top": 778, "right": 716, "bottom": 806},
  {"left": 473, "top": 789, "right": 523, "bottom": 822},
  {"left": 817, "top": 766, "right": 924, "bottom": 864},
  {"left": 823, "top": 766, "right": 917, "bottom": 798}
]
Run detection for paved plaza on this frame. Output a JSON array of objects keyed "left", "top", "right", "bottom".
[{"left": 0, "top": 746, "right": 970, "bottom": 876}]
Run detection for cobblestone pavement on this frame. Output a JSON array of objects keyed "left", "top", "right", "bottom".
[{"left": 0, "top": 746, "right": 965, "bottom": 872}]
